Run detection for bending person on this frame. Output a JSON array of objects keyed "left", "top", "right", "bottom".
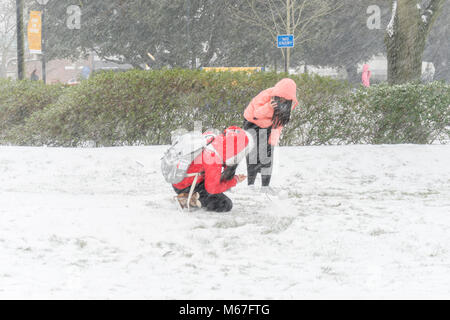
[{"left": 243, "top": 78, "right": 298, "bottom": 193}]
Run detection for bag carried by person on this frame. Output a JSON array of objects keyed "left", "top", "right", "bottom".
[
  {"left": 161, "top": 131, "right": 216, "bottom": 211},
  {"left": 161, "top": 131, "right": 215, "bottom": 184}
]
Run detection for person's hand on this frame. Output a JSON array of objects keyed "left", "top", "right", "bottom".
[
  {"left": 271, "top": 98, "right": 278, "bottom": 109},
  {"left": 235, "top": 174, "right": 247, "bottom": 183},
  {"left": 272, "top": 98, "right": 292, "bottom": 128}
]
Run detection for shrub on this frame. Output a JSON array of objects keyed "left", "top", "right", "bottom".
[
  {"left": 336, "top": 82, "right": 450, "bottom": 144},
  {"left": 3, "top": 70, "right": 447, "bottom": 147},
  {"left": 19, "top": 69, "right": 349, "bottom": 146},
  {"left": 0, "top": 79, "right": 64, "bottom": 144},
  {"left": 281, "top": 74, "right": 350, "bottom": 145}
]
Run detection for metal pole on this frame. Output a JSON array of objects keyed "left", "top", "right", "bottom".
[
  {"left": 284, "top": 48, "right": 287, "bottom": 73},
  {"left": 286, "top": 0, "right": 290, "bottom": 73},
  {"left": 187, "top": 0, "right": 193, "bottom": 69},
  {"left": 41, "top": 8, "right": 46, "bottom": 84},
  {"left": 16, "top": 0, "right": 25, "bottom": 80}
]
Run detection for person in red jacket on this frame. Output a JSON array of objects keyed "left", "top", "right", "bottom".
[
  {"left": 362, "top": 64, "right": 371, "bottom": 87},
  {"left": 243, "top": 78, "right": 298, "bottom": 192},
  {"left": 173, "top": 126, "right": 254, "bottom": 212}
]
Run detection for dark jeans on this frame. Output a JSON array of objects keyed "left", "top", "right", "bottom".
[
  {"left": 243, "top": 119, "right": 274, "bottom": 186},
  {"left": 173, "top": 182, "right": 233, "bottom": 212}
]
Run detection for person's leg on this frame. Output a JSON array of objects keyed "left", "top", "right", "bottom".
[
  {"left": 261, "top": 152, "right": 274, "bottom": 186},
  {"left": 246, "top": 154, "right": 258, "bottom": 186},
  {"left": 261, "top": 127, "right": 274, "bottom": 187},
  {"left": 193, "top": 183, "right": 232, "bottom": 212},
  {"left": 243, "top": 120, "right": 260, "bottom": 186},
  {"left": 178, "top": 183, "right": 232, "bottom": 212},
  {"left": 203, "top": 193, "right": 233, "bottom": 212}
]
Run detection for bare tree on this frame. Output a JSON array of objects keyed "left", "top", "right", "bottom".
[
  {"left": 229, "top": 0, "right": 344, "bottom": 72},
  {"left": 0, "top": 0, "right": 17, "bottom": 78},
  {"left": 386, "top": 0, "right": 445, "bottom": 84}
]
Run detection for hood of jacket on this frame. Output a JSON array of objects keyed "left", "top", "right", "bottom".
[
  {"left": 209, "top": 126, "right": 254, "bottom": 166},
  {"left": 272, "top": 78, "right": 299, "bottom": 109},
  {"left": 362, "top": 64, "right": 370, "bottom": 73}
]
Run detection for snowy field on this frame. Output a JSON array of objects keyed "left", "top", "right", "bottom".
[{"left": 0, "top": 145, "right": 449, "bottom": 299}]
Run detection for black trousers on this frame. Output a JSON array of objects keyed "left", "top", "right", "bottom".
[
  {"left": 243, "top": 119, "right": 274, "bottom": 187},
  {"left": 173, "top": 182, "right": 233, "bottom": 212}
]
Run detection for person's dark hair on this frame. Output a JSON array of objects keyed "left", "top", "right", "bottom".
[
  {"left": 221, "top": 164, "right": 238, "bottom": 182},
  {"left": 272, "top": 96, "right": 292, "bottom": 128}
]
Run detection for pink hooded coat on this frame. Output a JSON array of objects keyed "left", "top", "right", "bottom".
[
  {"left": 362, "top": 64, "right": 371, "bottom": 87},
  {"left": 244, "top": 78, "right": 298, "bottom": 145}
]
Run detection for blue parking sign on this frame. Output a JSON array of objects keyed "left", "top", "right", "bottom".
[{"left": 277, "top": 35, "right": 294, "bottom": 48}]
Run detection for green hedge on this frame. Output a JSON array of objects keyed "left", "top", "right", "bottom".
[
  {"left": 16, "top": 69, "right": 350, "bottom": 146},
  {"left": 0, "top": 79, "right": 64, "bottom": 144},
  {"left": 1, "top": 70, "right": 449, "bottom": 147},
  {"left": 336, "top": 82, "right": 450, "bottom": 144}
]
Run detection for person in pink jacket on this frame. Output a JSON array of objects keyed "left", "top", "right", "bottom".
[
  {"left": 243, "top": 78, "right": 298, "bottom": 192},
  {"left": 362, "top": 64, "right": 371, "bottom": 87}
]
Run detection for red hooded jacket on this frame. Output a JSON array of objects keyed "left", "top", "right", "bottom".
[
  {"left": 244, "top": 78, "right": 298, "bottom": 145},
  {"left": 173, "top": 127, "right": 254, "bottom": 194}
]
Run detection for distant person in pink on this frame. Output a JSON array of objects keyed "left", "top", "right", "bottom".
[{"left": 362, "top": 64, "right": 371, "bottom": 87}]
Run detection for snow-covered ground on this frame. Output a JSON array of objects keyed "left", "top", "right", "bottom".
[{"left": 0, "top": 145, "right": 449, "bottom": 299}]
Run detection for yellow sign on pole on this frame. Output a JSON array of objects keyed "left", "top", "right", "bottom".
[{"left": 27, "top": 11, "right": 42, "bottom": 54}]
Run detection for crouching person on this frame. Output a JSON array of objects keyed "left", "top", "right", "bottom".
[{"left": 172, "top": 126, "right": 254, "bottom": 212}]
